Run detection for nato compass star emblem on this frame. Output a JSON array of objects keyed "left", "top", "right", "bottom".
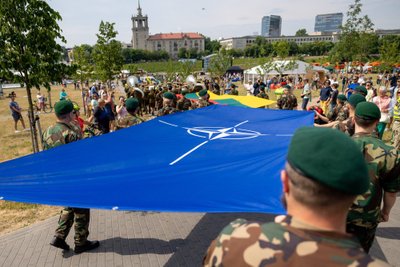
[{"left": 159, "top": 120, "right": 293, "bottom": 166}]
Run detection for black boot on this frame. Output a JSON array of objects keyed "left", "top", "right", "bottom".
[
  {"left": 50, "top": 236, "right": 70, "bottom": 250},
  {"left": 74, "top": 240, "right": 100, "bottom": 254}
]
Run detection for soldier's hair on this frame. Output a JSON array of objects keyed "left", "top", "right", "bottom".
[
  {"left": 56, "top": 113, "right": 70, "bottom": 120},
  {"left": 285, "top": 163, "right": 355, "bottom": 209},
  {"left": 354, "top": 116, "right": 377, "bottom": 128}
]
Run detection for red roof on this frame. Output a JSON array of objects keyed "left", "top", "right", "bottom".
[{"left": 148, "top": 32, "right": 203, "bottom": 40}]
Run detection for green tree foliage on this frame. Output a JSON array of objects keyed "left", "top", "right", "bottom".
[
  {"left": 122, "top": 48, "right": 169, "bottom": 63},
  {"left": 204, "top": 37, "right": 221, "bottom": 54},
  {"left": 178, "top": 47, "right": 199, "bottom": 59},
  {"left": 208, "top": 52, "right": 232, "bottom": 77},
  {"left": 330, "top": 0, "right": 375, "bottom": 62},
  {"left": 379, "top": 36, "right": 400, "bottom": 63},
  {"left": 295, "top": 29, "right": 308, "bottom": 37},
  {"left": 273, "top": 41, "right": 290, "bottom": 58},
  {"left": 72, "top": 44, "right": 94, "bottom": 82},
  {"left": 92, "top": 21, "right": 123, "bottom": 82},
  {"left": 0, "top": 0, "right": 73, "bottom": 152}
]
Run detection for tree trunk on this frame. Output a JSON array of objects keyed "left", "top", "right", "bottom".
[{"left": 26, "top": 85, "right": 40, "bottom": 153}]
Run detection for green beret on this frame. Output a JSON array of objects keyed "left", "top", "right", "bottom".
[
  {"left": 198, "top": 89, "right": 208, "bottom": 97},
  {"left": 125, "top": 97, "right": 139, "bottom": 112},
  {"left": 337, "top": 94, "right": 347, "bottom": 102},
  {"left": 284, "top": 85, "right": 291, "bottom": 90},
  {"left": 355, "top": 102, "right": 381, "bottom": 120},
  {"left": 163, "top": 92, "right": 175, "bottom": 100},
  {"left": 348, "top": 94, "right": 366, "bottom": 108},
  {"left": 54, "top": 100, "right": 73, "bottom": 116},
  {"left": 287, "top": 127, "right": 369, "bottom": 195},
  {"left": 355, "top": 86, "right": 367, "bottom": 96}
]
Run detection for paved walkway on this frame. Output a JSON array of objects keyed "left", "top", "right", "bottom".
[{"left": 0, "top": 197, "right": 399, "bottom": 267}]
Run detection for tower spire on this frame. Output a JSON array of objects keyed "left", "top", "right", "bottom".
[{"left": 137, "top": 0, "right": 142, "bottom": 16}]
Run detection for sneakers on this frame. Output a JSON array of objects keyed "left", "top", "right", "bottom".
[
  {"left": 23, "top": 128, "right": 30, "bottom": 131},
  {"left": 50, "top": 236, "right": 70, "bottom": 250},
  {"left": 14, "top": 130, "right": 21, "bottom": 133},
  {"left": 74, "top": 240, "right": 100, "bottom": 254}
]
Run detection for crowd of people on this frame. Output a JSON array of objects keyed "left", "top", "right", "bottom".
[{"left": 8, "top": 70, "right": 400, "bottom": 264}]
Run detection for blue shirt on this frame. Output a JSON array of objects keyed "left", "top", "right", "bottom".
[{"left": 320, "top": 86, "right": 332, "bottom": 101}]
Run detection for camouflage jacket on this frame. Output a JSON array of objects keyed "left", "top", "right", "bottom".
[
  {"left": 117, "top": 114, "right": 145, "bottom": 128},
  {"left": 203, "top": 215, "right": 388, "bottom": 267},
  {"left": 177, "top": 97, "right": 192, "bottom": 111},
  {"left": 327, "top": 104, "right": 349, "bottom": 122},
  {"left": 157, "top": 106, "right": 178, "bottom": 117},
  {"left": 277, "top": 94, "right": 297, "bottom": 110},
  {"left": 198, "top": 99, "right": 213, "bottom": 108},
  {"left": 42, "top": 122, "right": 82, "bottom": 150},
  {"left": 348, "top": 133, "right": 400, "bottom": 229},
  {"left": 257, "top": 91, "right": 270, "bottom": 99}
]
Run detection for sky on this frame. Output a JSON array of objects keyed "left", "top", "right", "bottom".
[{"left": 47, "top": 0, "right": 400, "bottom": 47}]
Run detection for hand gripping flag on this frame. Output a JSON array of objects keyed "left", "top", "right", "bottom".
[{"left": 0, "top": 106, "right": 314, "bottom": 213}]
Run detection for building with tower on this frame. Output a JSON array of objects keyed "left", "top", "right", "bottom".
[
  {"left": 131, "top": 1, "right": 149, "bottom": 50},
  {"left": 131, "top": 1, "right": 205, "bottom": 58},
  {"left": 261, "top": 15, "right": 281, "bottom": 37}
]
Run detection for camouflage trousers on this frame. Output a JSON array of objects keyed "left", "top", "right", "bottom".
[
  {"left": 54, "top": 207, "right": 90, "bottom": 245},
  {"left": 392, "top": 121, "right": 400, "bottom": 150},
  {"left": 346, "top": 223, "right": 377, "bottom": 253}
]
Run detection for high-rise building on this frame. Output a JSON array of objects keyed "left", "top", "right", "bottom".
[
  {"left": 261, "top": 15, "right": 282, "bottom": 37},
  {"left": 314, "top": 13, "right": 343, "bottom": 33}
]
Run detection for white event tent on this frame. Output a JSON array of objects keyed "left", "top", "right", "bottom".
[{"left": 243, "top": 60, "right": 328, "bottom": 84}]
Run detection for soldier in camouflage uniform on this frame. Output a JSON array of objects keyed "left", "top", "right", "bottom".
[
  {"left": 117, "top": 97, "right": 145, "bottom": 128},
  {"left": 177, "top": 88, "right": 193, "bottom": 111},
  {"left": 204, "top": 127, "right": 388, "bottom": 266},
  {"left": 277, "top": 86, "right": 297, "bottom": 110},
  {"left": 256, "top": 86, "right": 269, "bottom": 99},
  {"left": 157, "top": 91, "right": 178, "bottom": 116},
  {"left": 347, "top": 102, "right": 400, "bottom": 252},
  {"left": 197, "top": 89, "right": 213, "bottom": 108},
  {"left": 46, "top": 100, "right": 100, "bottom": 254},
  {"left": 229, "top": 84, "right": 239, "bottom": 96}
]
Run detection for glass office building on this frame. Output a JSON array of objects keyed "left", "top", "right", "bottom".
[
  {"left": 314, "top": 13, "right": 343, "bottom": 33},
  {"left": 261, "top": 15, "right": 282, "bottom": 37}
]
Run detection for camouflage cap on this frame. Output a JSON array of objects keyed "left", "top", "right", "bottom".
[
  {"left": 337, "top": 94, "right": 347, "bottom": 102},
  {"left": 287, "top": 127, "right": 369, "bottom": 195},
  {"left": 54, "top": 100, "right": 73, "bottom": 116},
  {"left": 348, "top": 94, "right": 366, "bottom": 108},
  {"left": 163, "top": 92, "right": 175, "bottom": 100},
  {"left": 355, "top": 102, "right": 381, "bottom": 120},
  {"left": 125, "top": 97, "right": 139, "bottom": 112},
  {"left": 198, "top": 89, "right": 208, "bottom": 97}
]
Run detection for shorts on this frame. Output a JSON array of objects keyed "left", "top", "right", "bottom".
[{"left": 12, "top": 113, "right": 22, "bottom": 121}]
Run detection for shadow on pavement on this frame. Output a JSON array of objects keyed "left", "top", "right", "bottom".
[
  {"left": 375, "top": 227, "right": 400, "bottom": 240},
  {"left": 164, "top": 212, "right": 276, "bottom": 267}
]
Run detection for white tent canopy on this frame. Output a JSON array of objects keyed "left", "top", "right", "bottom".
[{"left": 244, "top": 60, "right": 328, "bottom": 83}]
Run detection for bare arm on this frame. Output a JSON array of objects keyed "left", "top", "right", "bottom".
[{"left": 381, "top": 192, "right": 398, "bottom": 222}]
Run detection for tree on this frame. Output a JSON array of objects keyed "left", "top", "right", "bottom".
[
  {"left": 208, "top": 52, "right": 232, "bottom": 77},
  {"left": 273, "top": 41, "right": 290, "bottom": 58},
  {"left": 92, "top": 21, "right": 123, "bottom": 83},
  {"left": 0, "top": 0, "right": 72, "bottom": 153},
  {"left": 204, "top": 36, "right": 221, "bottom": 54},
  {"left": 379, "top": 36, "right": 400, "bottom": 67},
  {"left": 72, "top": 44, "right": 94, "bottom": 83},
  {"left": 295, "top": 29, "right": 308, "bottom": 37},
  {"left": 330, "top": 0, "right": 375, "bottom": 62}
]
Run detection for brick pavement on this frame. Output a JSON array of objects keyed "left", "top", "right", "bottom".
[{"left": 0, "top": 198, "right": 399, "bottom": 267}]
